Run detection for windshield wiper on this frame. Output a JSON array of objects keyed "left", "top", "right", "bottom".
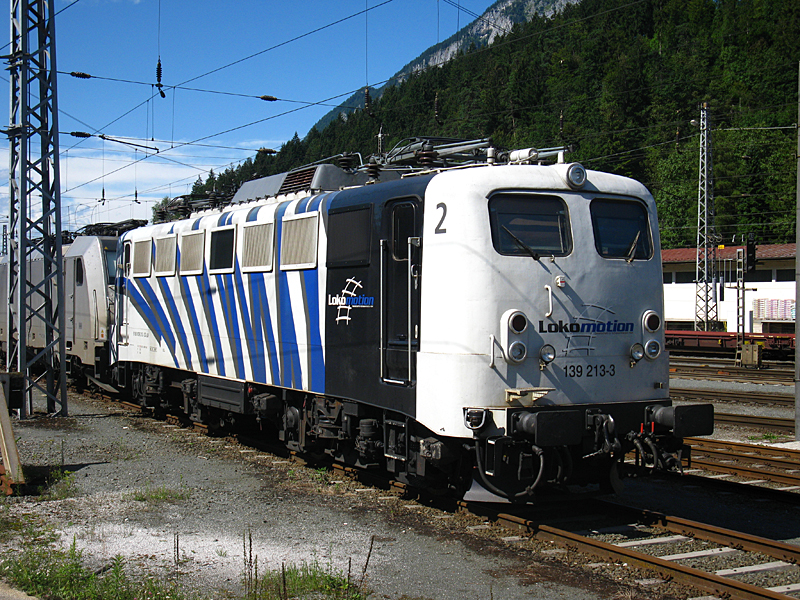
[
  {"left": 502, "top": 225, "right": 540, "bottom": 261},
  {"left": 625, "top": 230, "right": 641, "bottom": 263}
]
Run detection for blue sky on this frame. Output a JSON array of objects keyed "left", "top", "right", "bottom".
[{"left": 0, "top": 0, "right": 493, "bottom": 228}]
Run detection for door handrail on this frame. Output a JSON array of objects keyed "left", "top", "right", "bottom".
[{"left": 407, "top": 236, "right": 421, "bottom": 382}]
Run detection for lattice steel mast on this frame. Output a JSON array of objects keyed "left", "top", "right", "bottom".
[
  {"left": 5, "top": 0, "right": 67, "bottom": 416},
  {"left": 694, "top": 102, "right": 719, "bottom": 331}
]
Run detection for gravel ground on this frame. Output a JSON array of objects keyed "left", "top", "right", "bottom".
[
  {"left": 2, "top": 380, "right": 800, "bottom": 600},
  {"left": 1, "top": 392, "right": 655, "bottom": 600}
]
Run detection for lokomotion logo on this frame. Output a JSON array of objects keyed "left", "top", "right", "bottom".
[
  {"left": 539, "top": 319, "right": 634, "bottom": 334},
  {"left": 330, "top": 277, "right": 375, "bottom": 325}
]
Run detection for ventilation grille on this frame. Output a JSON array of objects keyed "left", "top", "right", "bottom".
[
  {"left": 132, "top": 240, "right": 152, "bottom": 276},
  {"left": 281, "top": 214, "right": 318, "bottom": 270},
  {"left": 154, "top": 236, "right": 177, "bottom": 275},
  {"left": 242, "top": 223, "right": 274, "bottom": 270},
  {"left": 278, "top": 166, "right": 317, "bottom": 195},
  {"left": 180, "top": 231, "right": 205, "bottom": 273}
]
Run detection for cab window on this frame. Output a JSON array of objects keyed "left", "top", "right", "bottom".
[
  {"left": 488, "top": 194, "right": 571, "bottom": 256},
  {"left": 590, "top": 199, "right": 652, "bottom": 260}
]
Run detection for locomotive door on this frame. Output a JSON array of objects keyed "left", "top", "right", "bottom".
[
  {"left": 64, "top": 258, "right": 76, "bottom": 351},
  {"left": 119, "top": 241, "right": 131, "bottom": 347},
  {"left": 381, "top": 199, "right": 422, "bottom": 385}
]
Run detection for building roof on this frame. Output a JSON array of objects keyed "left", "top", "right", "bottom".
[{"left": 662, "top": 243, "right": 796, "bottom": 264}]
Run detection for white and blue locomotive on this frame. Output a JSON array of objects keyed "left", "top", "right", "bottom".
[
  {"left": 0, "top": 141, "right": 715, "bottom": 499},
  {"left": 104, "top": 139, "right": 713, "bottom": 500}
]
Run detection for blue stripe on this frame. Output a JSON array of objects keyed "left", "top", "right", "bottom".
[
  {"left": 253, "top": 272, "right": 280, "bottom": 384},
  {"left": 235, "top": 264, "right": 265, "bottom": 382},
  {"left": 127, "top": 283, "right": 163, "bottom": 343},
  {"left": 221, "top": 272, "right": 246, "bottom": 379},
  {"left": 136, "top": 279, "right": 178, "bottom": 362},
  {"left": 192, "top": 218, "right": 202, "bottom": 231},
  {"left": 180, "top": 276, "right": 209, "bottom": 372},
  {"left": 201, "top": 269, "right": 226, "bottom": 377},
  {"left": 302, "top": 267, "right": 324, "bottom": 393},
  {"left": 275, "top": 201, "right": 301, "bottom": 388},
  {"left": 157, "top": 276, "right": 192, "bottom": 370},
  {"left": 296, "top": 195, "right": 312, "bottom": 213},
  {"left": 246, "top": 206, "right": 261, "bottom": 222}
]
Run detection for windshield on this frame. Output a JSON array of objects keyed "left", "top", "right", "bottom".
[
  {"left": 489, "top": 194, "right": 571, "bottom": 257},
  {"left": 590, "top": 199, "right": 652, "bottom": 260}
]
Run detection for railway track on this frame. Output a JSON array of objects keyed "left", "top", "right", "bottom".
[
  {"left": 86, "top": 389, "right": 800, "bottom": 600},
  {"left": 682, "top": 437, "right": 800, "bottom": 490},
  {"left": 672, "top": 386, "right": 794, "bottom": 408},
  {"left": 462, "top": 498, "right": 800, "bottom": 600},
  {"left": 669, "top": 360, "right": 795, "bottom": 385}
]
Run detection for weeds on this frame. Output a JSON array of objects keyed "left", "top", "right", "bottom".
[
  {"left": 0, "top": 538, "right": 189, "bottom": 600},
  {"left": 38, "top": 468, "right": 79, "bottom": 501},
  {"left": 126, "top": 485, "right": 191, "bottom": 504},
  {"left": 241, "top": 530, "right": 370, "bottom": 600}
]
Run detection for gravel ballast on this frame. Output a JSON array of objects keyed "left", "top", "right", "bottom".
[{"left": 1, "top": 393, "right": 635, "bottom": 600}]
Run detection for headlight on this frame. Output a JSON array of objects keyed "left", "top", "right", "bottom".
[
  {"left": 566, "top": 163, "right": 587, "bottom": 189},
  {"left": 509, "top": 311, "right": 528, "bottom": 334},
  {"left": 644, "top": 339, "right": 661, "bottom": 359},
  {"left": 643, "top": 310, "right": 661, "bottom": 333},
  {"left": 539, "top": 344, "right": 556, "bottom": 364},
  {"left": 630, "top": 343, "right": 644, "bottom": 362},
  {"left": 509, "top": 341, "right": 527, "bottom": 363}
]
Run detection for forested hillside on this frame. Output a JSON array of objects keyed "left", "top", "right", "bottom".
[{"left": 190, "top": 0, "right": 800, "bottom": 249}]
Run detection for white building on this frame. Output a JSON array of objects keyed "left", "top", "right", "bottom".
[{"left": 662, "top": 244, "right": 795, "bottom": 333}]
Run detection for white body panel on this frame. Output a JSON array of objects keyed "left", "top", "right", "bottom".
[{"left": 416, "top": 165, "right": 668, "bottom": 438}]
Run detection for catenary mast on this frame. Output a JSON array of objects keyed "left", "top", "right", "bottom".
[{"left": 6, "top": 0, "right": 67, "bottom": 416}]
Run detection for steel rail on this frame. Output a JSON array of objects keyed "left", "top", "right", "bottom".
[
  {"left": 688, "top": 458, "right": 800, "bottom": 486},
  {"left": 715, "top": 413, "right": 796, "bottom": 434},
  {"left": 479, "top": 509, "right": 794, "bottom": 600},
  {"left": 603, "top": 503, "right": 800, "bottom": 565},
  {"left": 686, "top": 437, "right": 800, "bottom": 460},
  {"left": 672, "top": 387, "right": 794, "bottom": 408},
  {"left": 669, "top": 364, "right": 794, "bottom": 385}
]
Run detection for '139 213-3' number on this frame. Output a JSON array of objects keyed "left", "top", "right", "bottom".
[{"left": 564, "top": 364, "right": 616, "bottom": 378}]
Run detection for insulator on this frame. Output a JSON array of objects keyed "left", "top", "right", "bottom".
[
  {"left": 70, "top": 71, "right": 91, "bottom": 79},
  {"left": 156, "top": 58, "right": 163, "bottom": 85},
  {"left": 559, "top": 109, "right": 564, "bottom": 135},
  {"left": 337, "top": 154, "right": 356, "bottom": 170},
  {"left": 434, "top": 91, "right": 441, "bottom": 124},
  {"left": 417, "top": 143, "right": 437, "bottom": 167},
  {"left": 364, "top": 87, "right": 371, "bottom": 115},
  {"left": 260, "top": 95, "right": 277, "bottom": 102},
  {"left": 70, "top": 131, "right": 91, "bottom": 138},
  {"left": 367, "top": 158, "right": 380, "bottom": 179}
]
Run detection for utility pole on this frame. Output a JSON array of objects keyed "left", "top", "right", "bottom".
[
  {"left": 795, "top": 62, "right": 799, "bottom": 441},
  {"left": 695, "top": 102, "right": 719, "bottom": 331},
  {"left": 5, "top": 0, "right": 67, "bottom": 416}
]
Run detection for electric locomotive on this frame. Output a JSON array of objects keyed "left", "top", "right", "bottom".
[{"left": 110, "top": 139, "right": 714, "bottom": 501}]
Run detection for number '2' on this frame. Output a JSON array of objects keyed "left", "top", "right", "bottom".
[{"left": 435, "top": 202, "right": 447, "bottom": 234}]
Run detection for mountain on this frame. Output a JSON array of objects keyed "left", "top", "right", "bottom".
[{"left": 311, "top": 0, "right": 579, "bottom": 133}]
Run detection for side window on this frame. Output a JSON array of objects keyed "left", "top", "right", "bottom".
[
  {"left": 75, "top": 258, "right": 84, "bottom": 286},
  {"left": 488, "top": 194, "right": 571, "bottom": 256},
  {"left": 392, "top": 203, "right": 416, "bottom": 261},
  {"left": 242, "top": 222, "right": 275, "bottom": 272},
  {"left": 123, "top": 242, "right": 131, "bottom": 277},
  {"left": 590, "top": 199, "right": 652, "bottom": 260},
  {"left": 132, "top": 239, "right": 152, "bottom": 277},
  {"left": 180, "top": 231, "right": 205, "bottom": 275},
  {"left": 154, "top": 235, "right": 177, "bottom": 276},
  {"left": 209, "top": 227, "right": 236, "bottom": 273},
  {"left": 280, "top": 213, "right": 318, "bottom": 270},
  {"left": 327, "top": 206, "right": 372, "bottom": 267}
]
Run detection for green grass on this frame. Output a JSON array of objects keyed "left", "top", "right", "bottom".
[
  {"left": 0, "top": 519, "right": 370, "bottom": 600},
  {"left": 125, "top": 485, "right": 192, "bottom": 504},
  {"left": 0, "top": 541, "right": 191, "bottom": 600},
  {"left": 242, "top": 560, "right": 367, "bottom": 600}
]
